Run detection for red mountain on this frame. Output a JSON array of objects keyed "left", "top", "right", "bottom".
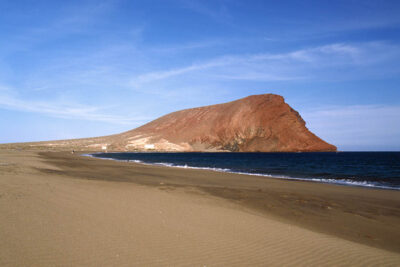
[{"left": 5, "top": 94, "right": 336, "bottom": 152}]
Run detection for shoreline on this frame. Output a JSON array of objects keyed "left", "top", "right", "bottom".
[
  {"left": 1, "top": 149, "right": 400, "bottom": 265},
  {"left": 53, "top": 151, "right": 400, "bottom": 252},
  {"left": 85, "top": 152, "right": 400, "bottom": 191}
]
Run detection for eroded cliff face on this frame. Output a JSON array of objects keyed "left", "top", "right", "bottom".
[
  {"left": 112, "top": 94, "right": 336, "bottom": 152},
  {"left": 7, "top": 94, "right": 336, "bottom": 152}
]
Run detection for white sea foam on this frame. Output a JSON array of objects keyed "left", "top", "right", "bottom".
[
  {"left": 83, "top": 154, "right": 400, "bottom": 190},
  {"left": 309, "top": 178, "right": 395, "bottom": 190}
]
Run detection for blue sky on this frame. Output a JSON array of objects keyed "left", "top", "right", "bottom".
[{"left": 0, "top": 0, "right": 399, "bottom": 150}]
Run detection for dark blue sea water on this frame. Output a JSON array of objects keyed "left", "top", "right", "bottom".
[{"left": 88, "top": 152, "right": 400, "bottom": 190}]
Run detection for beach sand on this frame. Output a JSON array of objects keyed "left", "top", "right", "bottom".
[{"left": 1, "top": 149, "right": 400, "bottom": 266}]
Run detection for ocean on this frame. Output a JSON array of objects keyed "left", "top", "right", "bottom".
[{"left": 88, "top": 152, "right": 400, "bottom": 190}]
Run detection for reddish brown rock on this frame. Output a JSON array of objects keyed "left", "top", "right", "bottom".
[
  {"left": 5, "top": 94, "right": 336, "bottom": 152},
  {"left": 113, "top": 94, "right": 336, "bottom": 152}
]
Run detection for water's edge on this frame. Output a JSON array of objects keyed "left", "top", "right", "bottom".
[{"left": 83, "top": 153, "right": 400, "bottom": 191}]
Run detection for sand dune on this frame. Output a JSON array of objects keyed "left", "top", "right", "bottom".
[{"left": 1, "top": 150, "right": 399, "bottom": 266}]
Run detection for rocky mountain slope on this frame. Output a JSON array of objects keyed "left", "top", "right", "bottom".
[{"left": 2, "top": 94, "right": 336, "bottom": 152}]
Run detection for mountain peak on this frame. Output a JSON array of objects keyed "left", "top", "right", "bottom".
[
  {"left": 114, "top": 93, "right": 336, "bottom": 152},
  {"left": 9, "top": 94, "right": 336, "bottom": 152}
]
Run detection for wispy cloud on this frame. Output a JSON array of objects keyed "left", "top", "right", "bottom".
[
  {"left": 1, "top": 1, "right": 118, "bottom": 55},
  {"left": 1, "top": 0, "right": 399, "bottom": 147},
  {"left": 301, "top": 104, "right": 400, "bottom": 150},
  {"left": 130, "top": 41, "right": 400, "bottom": 86},
  {"left": 148, "top": 39, "right": 226, "bottom": 54},
  {"left": 130, "top": 56, "right": 232, "bottom": 85},
  {"left": 0, "top": 88, "right": 150, "bottom": 125},
  {"left": 178, "top": 0, "right": 232, "bottom": 22}
]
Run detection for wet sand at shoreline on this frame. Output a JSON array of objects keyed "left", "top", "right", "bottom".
[{"left": 1, "top": 149, "right": 400, "bottom": 266}]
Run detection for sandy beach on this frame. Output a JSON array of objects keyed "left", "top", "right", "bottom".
[{"left": 1, "top": 149, "right": 400, "bottom": 266}]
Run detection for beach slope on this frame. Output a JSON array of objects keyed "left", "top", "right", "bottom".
[{"left": 1, "top": 150, "right": 399, "bottom": 266}]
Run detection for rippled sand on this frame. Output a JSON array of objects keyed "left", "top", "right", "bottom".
[{"left": 1, "top": 150, "right": 399, "bottom": 266}]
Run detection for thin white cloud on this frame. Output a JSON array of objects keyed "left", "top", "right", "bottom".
[
  {"left": 178, "top": 0, "right": 232, "bottom": 22},
  {"left": 0, "top": 91, "right": 149, "bottom": 125},
  {"left": 148, "top": 39, "right": 226, "bottom": 54},
  {"left": 1, "top": 0, "right": 120, "bottom": 56},
  {"left": 131, "top": 57, "right": 232, "bottom": 85},
  {"left": 301, "top": 104, "right": 400, "bottom": 150},
  {"left": 130, "top": 41, "right": 400, "bottom": 86},
  {"left": 213, "top": 73, "right": 306, "bottom": 81}
]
